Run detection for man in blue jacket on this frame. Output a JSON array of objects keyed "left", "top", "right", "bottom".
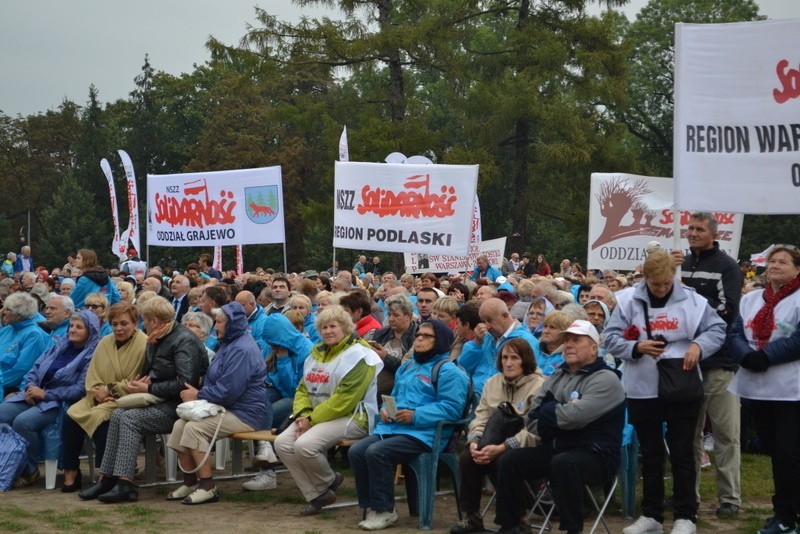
[
  {"left": 494, "top": 320, "right": 625, "bottom": 534},
  {"left": 459, "top": 298, "right": 536, "bottom": 397},
  {"left": 470, "top": 255, "right": 502, "bottom": 282}
]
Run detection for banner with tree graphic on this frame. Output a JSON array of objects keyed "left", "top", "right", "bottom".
[
  {"left": 147, "top": 166, "right": 285, "bottom": 247},
  {"left": 588, "top": 173, "right": 743, "bottom": 271}
]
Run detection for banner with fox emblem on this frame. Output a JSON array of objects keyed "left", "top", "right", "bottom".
[{"left": 147, "top": 166, "right": 285, "bottom": 247}]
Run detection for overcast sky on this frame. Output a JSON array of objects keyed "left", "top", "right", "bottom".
[{"left": 1, "top": 0, "right": 798, "bottom": 117}]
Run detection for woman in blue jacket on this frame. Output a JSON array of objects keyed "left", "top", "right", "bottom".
[
  {"left": 0, "top": 292, "right": 52, "bottom": 397},
  {"left": 0, "top": 309, "right": 100, "bottom": 487},
  {"left": 349, "top": 319, "right": 470, "bottom": 531},
  {"left": 69, "top": 249, "right": 120, "bottom": 310},
  {"left": 165, "top": 301, "right": 266, "bottom": 505}
]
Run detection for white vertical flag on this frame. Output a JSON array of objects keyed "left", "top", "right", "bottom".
[
  {"left": 338, "top": 126, "right": 349, "bottom": 162},
  {"left": 213, "top": 246, "right": 222, "bottom": 272},
  {"left": 100, "top": 158, "right": 126, "bottom": 260},
  {"left": 236, "top": 245, "right": 244, "bottom": 275},
  {"left": 117, "top": 150, "right": 141, "bottom": 255}
]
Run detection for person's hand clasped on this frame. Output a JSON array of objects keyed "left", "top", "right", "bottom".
[
  {"left": 24, "top": 386, "right": 45, "bottom": 405},
  {"left": 395, "top": 409, "right": 414, "bottom": 424},
  {"left": 295, "top": 416, "right": 311, "bottom": 437},
  {"left": 94, "top": 385, "right": 114, "bottom": 404},
  {"left": 470, "top": 442, "right": 506, "bottom": 465},
  {"left": 127, "top": 375, "right": 151, "bottom": 393},
  {"left": 180, "top": 383, "right": 199, "bottom": 402}
]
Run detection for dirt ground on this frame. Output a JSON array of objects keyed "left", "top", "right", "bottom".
[{"left": 0, "top": 452, "right": 759, "bottom": 533}]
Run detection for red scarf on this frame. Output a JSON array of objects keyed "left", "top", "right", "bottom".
[{"left": 752, "top": 275, "right": 800, "bottom": 349}]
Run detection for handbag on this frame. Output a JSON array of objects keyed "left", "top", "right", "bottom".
[
  {"left": 176, "top": 400, "right": 225, "bottom": 422},
  {"left": 174, "top": 400, "right": 226, "bottom": 475},
  {"left": 478, "top": 401, "right": 524, "bottom": 448},
  {"left": 0, "top": 424, "right": 29, "bottom": 492},
  {"left": 641, "top": 301, "right": 703, "bottom": 402},
  {"left": 115, "top": 392, "right": 164, "bottom": 409}
]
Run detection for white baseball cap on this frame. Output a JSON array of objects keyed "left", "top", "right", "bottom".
[{"left": 563, "top": 320, "right": 600, "bottom": 345}]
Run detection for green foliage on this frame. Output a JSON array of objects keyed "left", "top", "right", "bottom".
[
  {"left": 38, "top": 173, "right": 112, "bottom": 267},
  {"left": 1, "top": 0, "right": 794, "bottom": 271}
]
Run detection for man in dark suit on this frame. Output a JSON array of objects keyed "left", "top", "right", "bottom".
[{"left": 170, "top": 275, "right": 191, "bottom": 323}]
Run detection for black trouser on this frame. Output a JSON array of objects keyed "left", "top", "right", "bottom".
[
  {"left": 628, "top": 397, "right": 701, "bottom": 523},
  {"left": 457, "top": 447, "right": 499, "bottom": 516},
  {"left": 494, "top": 445, "right": 607, "bottom": 532},
  {"left": 751, "top": 400, "right": 800, "bottom": 527},
  {"left": 61, "top": 415, "right": 110, "bottom": 470}
]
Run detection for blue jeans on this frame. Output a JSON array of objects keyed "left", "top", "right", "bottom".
[
  {"left": 349, "top": 433, "right": 429, "bottom": 512},
  {"left": 264, "top": 385, "right": 290, "bottom": 430},
  {"left": 0, "top": 401, "right": 58, "bottom": 474}
]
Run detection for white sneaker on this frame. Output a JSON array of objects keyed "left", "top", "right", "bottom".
[
  {"left": 359, "top": 510, "right": 376, "bottom": 529},
  {"left": 703, "top": 433, "right": 715, "bottom": 452},
  {"left": 623, "top": 516, "right": 664, "bottom": 534},
  {"left": 670, "top": 519, "right": 697, "bottom": 534},
  {"left": 360, "top": 509, "right": 399, "bottom": 531},
  {"left": 242, "top": 469, "right": 277, "bottom": 491},
  {"left": 253, "top": 441, "right": 278, "bottom": 467},
  {"left": 700, "top": 451, "right": 712, "bottom": 468}
]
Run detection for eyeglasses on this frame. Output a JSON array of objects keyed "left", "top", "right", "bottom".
[
  {"left": 86, "top": 304, "right": 104, "bottom": 310},
  {"left": 415, "top": 333, "right": 435, "bottom": 339}
]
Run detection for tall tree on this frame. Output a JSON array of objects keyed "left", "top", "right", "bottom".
[{"left": 617, "top": 0, "right": 763, "bottom": 175}]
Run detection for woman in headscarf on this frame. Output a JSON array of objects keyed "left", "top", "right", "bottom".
[
  {"left": 349, "top": 319, "right": 469, "bottom": 531},
  {"left": 165, "top": 302, "right": 266, "bottom": 505},
  {"left": 729, "top": 245, "right": 800, "bottom": 534},
  {"left": 0, "top": 310, "right": 100, "bottom": 488},
  {"left": 61, "top": 302, "right": 147, "bottom": 492}
]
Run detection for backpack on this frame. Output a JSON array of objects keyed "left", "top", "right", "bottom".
[{"left": 430, "top": 359, "right": 475, "bottom": 452}]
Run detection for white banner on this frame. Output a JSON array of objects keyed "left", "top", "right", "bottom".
[
  {"left": 333, "top": 162, "right": 478, "bottom": 255},
  {"left": 674, "top": 19, "right": 800, "bottom": 213},
  {"left": 404, "top": 237, "right": 506, "bottom": 275},
  {"left": 147, "top": 166, "right": 285, "bottom": 247},
  {"left": 588, "top": 173, "right": 744, "bottom": 271},
  {"left": 118, "top": 150, "right": 141, "bottom": 255},
  {"left": 100, "top": 158, "right": 126, "bottom": 260}
]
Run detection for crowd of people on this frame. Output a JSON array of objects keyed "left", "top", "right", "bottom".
[{"left": 0, "top": 212, "right": 795, "bottom": 534}]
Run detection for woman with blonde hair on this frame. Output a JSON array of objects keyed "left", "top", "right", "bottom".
[
  {"left": 78, "top": 296, "right": 208, "bottom": 503},
  {"left": 275, "top": 305, "right": 382, "bottom": 516},
  {"left": 534, "top": 310, "right": 573, "bottom": 376},
  {"left": 116, "top": 281, "right": 135, "bottom": 304},
  {"left": 606, "top": 250, "right": 725, "bottom": 534},
  {"left": 84, "top": 292, "right": 112, "bottom": 337}
]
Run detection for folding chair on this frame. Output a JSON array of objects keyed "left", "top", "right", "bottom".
[{"left": 584, "top": 477, "right": 619, "bottom": 534}]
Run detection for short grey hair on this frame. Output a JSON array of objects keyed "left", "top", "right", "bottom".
[
  {"left": 3, "top": 292, "right": 38, "bottom": 320},
  {"left": 182, "top": 311, "right": 214, "bottom": 337},
  {"left": 49, "top": 294, "right": 75, "bottom": 313},
  {"left": 6, "top": 252, "right": 16, "bottom": 261},
  {"left": 384, "top": 294, "right": 413, "bottom": 316},
  {"left": 22, "top": 272, "right": 37, "bottom": 284},
  {"left": 690, "top": 212, "right": 718, "bottom": 234}
]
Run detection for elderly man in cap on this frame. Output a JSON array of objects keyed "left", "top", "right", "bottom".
[{"left": 493, "top": 320, "right": 625, "bottom": 534}]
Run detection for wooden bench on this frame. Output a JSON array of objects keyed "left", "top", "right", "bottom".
[{"left": 229, "top": 430, "right": 358, "bottom": 474}]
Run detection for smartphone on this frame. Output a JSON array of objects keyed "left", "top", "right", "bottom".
[{"left": 381, "top": 395, "right": 397, "bottom": 420}]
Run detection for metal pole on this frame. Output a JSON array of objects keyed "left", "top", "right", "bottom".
[
  {"left": 27, "top": 211, "right": 30, "bottom": 248},
  {"left": 282, "top": 242, "right": 288, "bottom": 274},
  {"left": 332, "top": 248, "right": 337, "bottom": 277}
]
